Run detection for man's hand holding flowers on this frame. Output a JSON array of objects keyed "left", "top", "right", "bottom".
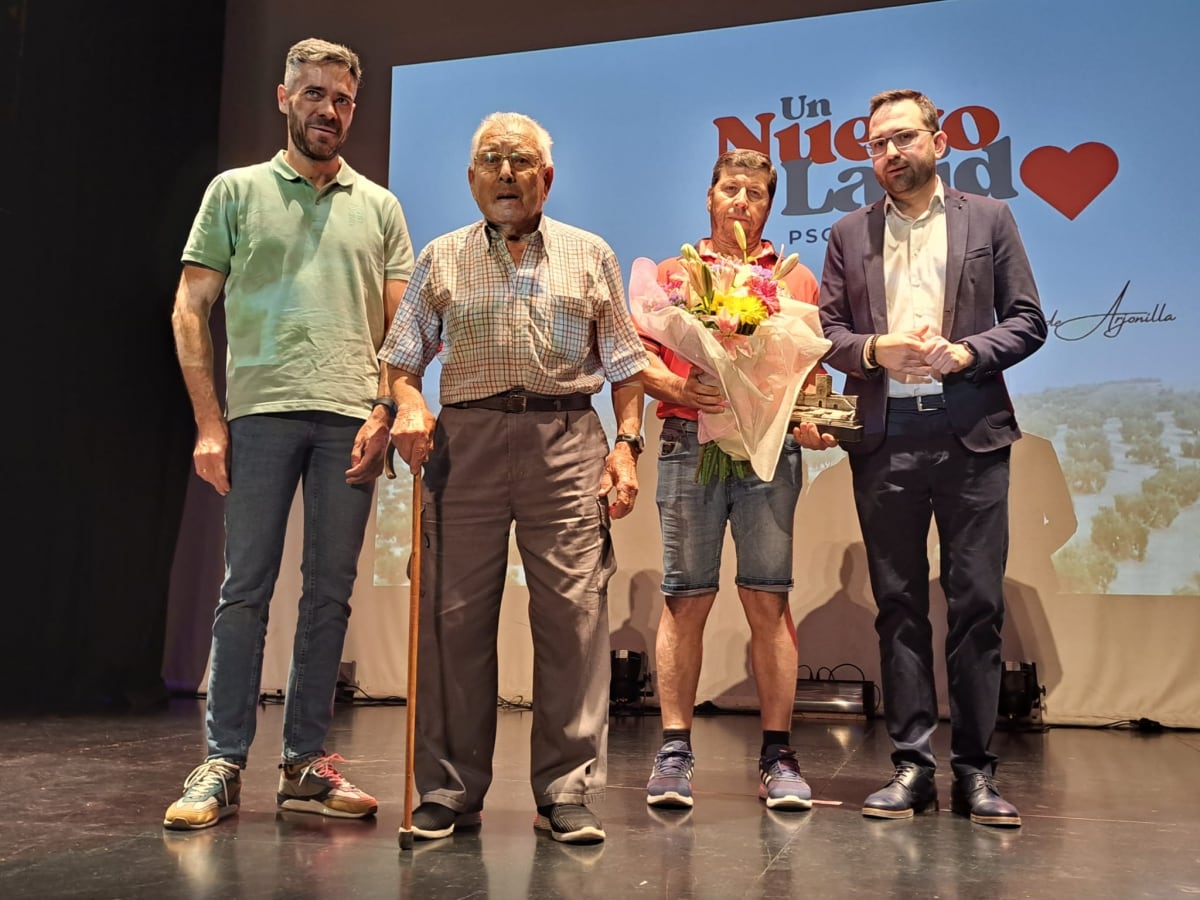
[
  {"left": 629, "top": 233, "right": 831, "bottom": 483},
  {"left": 679, "top": 364, "right": 728, "bottom": 414}
]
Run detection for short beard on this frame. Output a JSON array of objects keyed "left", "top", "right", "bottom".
[
  {"left": 888, "top": 156, "right": 935, "bottom": 197},
  {"left": 288, "top": 109, "right": 342, "bottom": 162}
]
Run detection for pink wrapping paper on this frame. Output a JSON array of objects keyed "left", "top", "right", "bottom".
[{"left": 629, "top": 256, "right": 830, "bottom": 482}]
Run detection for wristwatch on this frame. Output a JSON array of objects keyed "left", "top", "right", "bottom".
[{"left": 614, "top": 433, "right": 644, "bottom": 456}]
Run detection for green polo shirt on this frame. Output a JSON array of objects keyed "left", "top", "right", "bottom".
[{"left": 183, "top": 150, "right": 414, "bottom": 421}]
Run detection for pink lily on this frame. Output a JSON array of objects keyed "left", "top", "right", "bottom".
[{"left": 713, "top": 307, "right": 752, "bottom": 357}]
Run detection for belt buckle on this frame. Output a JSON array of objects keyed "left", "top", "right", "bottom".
[
  {"left": 916, "top": 395, "right": 929, "bottom": 412},
  {"left": 502, "top": 393, "right": 527, "bottom": 413}
]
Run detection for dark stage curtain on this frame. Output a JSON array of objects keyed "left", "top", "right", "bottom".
[{"left": 2, "top": 0, "right": 225, "bottom": 711}]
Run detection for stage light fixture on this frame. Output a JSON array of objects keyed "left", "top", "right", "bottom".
[
  {"left": 610, "top": 649, "right": 648, "bottom": 708},
  {"left": 998, "top": 660, "right": 1044, "bottom": 728},
  {"left": 793, "top": 677, "right": 876, "bottom": 718}
]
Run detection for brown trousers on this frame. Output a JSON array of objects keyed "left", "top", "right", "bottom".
[{"left": 414, "top": 404, "right": 614, "bottom": 813}]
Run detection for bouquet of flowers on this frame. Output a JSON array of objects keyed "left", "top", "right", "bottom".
[{"left": 630, "top": 224, "right": 830, "bottom": 483}]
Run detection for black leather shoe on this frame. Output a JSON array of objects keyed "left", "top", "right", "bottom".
[
  {"left": 951, "top": 773, "right": 1021, "bottom": 826},
  {"left": 862, "top": 764, "right": 938, "bottom": 819}
]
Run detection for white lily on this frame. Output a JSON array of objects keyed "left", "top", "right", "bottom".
[{"left": 773, "top": 252, "right": 799, "bottom": 281}]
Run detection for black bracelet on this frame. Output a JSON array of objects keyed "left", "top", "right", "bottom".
[
  {"left": 866, "top": 334, "right": 880, "bottom": 368},
  {"left": 371, "top": 397, "right": 398, "bottom": 418}
]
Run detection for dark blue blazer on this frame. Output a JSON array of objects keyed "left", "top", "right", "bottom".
[{"left": 819, "top": 187, "right": 1047, "bottom": 454}]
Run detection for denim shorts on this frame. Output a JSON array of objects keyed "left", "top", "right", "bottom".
[{"left": 654, "top": 417, "right": 802, "bottom": 597}]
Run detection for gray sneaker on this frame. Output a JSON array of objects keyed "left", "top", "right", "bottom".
[
  {"left": 276, "top": 753, "right": 377, "bottom": 819},
  {"left": 534, "top": 803, "right": 605, "bottom": 844},
  {"left": 407, "top": 802, "right": 483, "bottom": 841}
]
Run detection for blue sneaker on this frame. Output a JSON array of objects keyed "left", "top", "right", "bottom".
[
  {"left": 758, "top": 746, "right": 812, "bottom": 810},
  {"left": 646, "top": 740, "right": 695, "bottom": 808}
]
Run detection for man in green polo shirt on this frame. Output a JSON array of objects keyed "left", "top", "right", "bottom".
[{"left": 164, "top": 37, "right": 414, "bottom": 831}]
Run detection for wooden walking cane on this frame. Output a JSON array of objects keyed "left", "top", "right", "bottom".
[{"left": 388, "top": 446, "right": 422, "bottom": 851}]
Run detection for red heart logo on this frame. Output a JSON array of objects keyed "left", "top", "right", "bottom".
[{"left": 1020, "top": 143, "right": 1118, "bottom": 220}]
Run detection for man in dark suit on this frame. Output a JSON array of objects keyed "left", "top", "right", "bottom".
[{"left": 819, "top": 89, "right": 1046, "bottom": 827}]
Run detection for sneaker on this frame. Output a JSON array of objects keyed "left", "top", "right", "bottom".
[
  {"left": 534, "top": 803, "right": 606, "bottom": 844},
  {"left": 276, "top": 753, "right": 378, "bottom": 819},
  {"left": 406, "top": 802, "right": 483, "bottom": 841},
  {"left": 163, "top": 759, "right": 242, "bottom": 830},
  {"left": 758, "top": 745, "right": 813, "bottom": 810},
  {"left": 646, "top": 740, "right": 695, "bottom": 808}
]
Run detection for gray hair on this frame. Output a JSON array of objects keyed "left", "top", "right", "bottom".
[
  {"left": 284, "top": 38, "right": 362, "bottom": 90},
  {"left": 469, "top": 112, "right": 554, "bottom": 168}
]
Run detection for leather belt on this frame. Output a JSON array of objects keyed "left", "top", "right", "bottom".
[
  {"left": 888, "top": 394, "right": 946, "bottom": 412},
  {"left": 450, "top": 391, "right": 592, "bottom": 413}
]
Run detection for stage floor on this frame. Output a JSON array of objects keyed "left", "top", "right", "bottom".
[{"left": 2, "top": 700, "right": 1197, "bottom": 899}]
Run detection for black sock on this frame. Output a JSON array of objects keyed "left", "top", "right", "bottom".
[
  {"left": 663, "top": 728, "right": 691, "bottom": 749},
  {"left": 762, "top": 731, "right": 791, "bottom": 756}
]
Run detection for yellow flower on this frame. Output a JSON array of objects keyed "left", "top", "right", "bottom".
[{"left": 711, "top": 290, "right": 768, "bottom": 328}]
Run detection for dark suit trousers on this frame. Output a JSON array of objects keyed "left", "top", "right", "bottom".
[{"left": 849, "top": 405, "right": 1010, "bottom": 778}]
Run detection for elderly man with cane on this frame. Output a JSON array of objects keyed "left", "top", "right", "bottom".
[{"left": 381, "top": 111, "right": 646, "bottom": 846}]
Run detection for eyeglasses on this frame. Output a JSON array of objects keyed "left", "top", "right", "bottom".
[
  {"left": 474, "top": 150, "right": 541, "bottom": 173},
  {"left": 862, "top": 128, "right": 935, "bottom": 158}
]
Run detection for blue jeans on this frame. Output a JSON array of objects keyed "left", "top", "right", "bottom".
[
  {"left": 655, "top": 417, "right": 803, "bottom": 596},
  {"left": 205, "top": 412, "right": 374, "bottom": 765}
]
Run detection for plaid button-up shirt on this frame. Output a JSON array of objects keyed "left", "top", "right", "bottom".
[{"left": 380, "top": 215, "right": 647, "bottom": 405}]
